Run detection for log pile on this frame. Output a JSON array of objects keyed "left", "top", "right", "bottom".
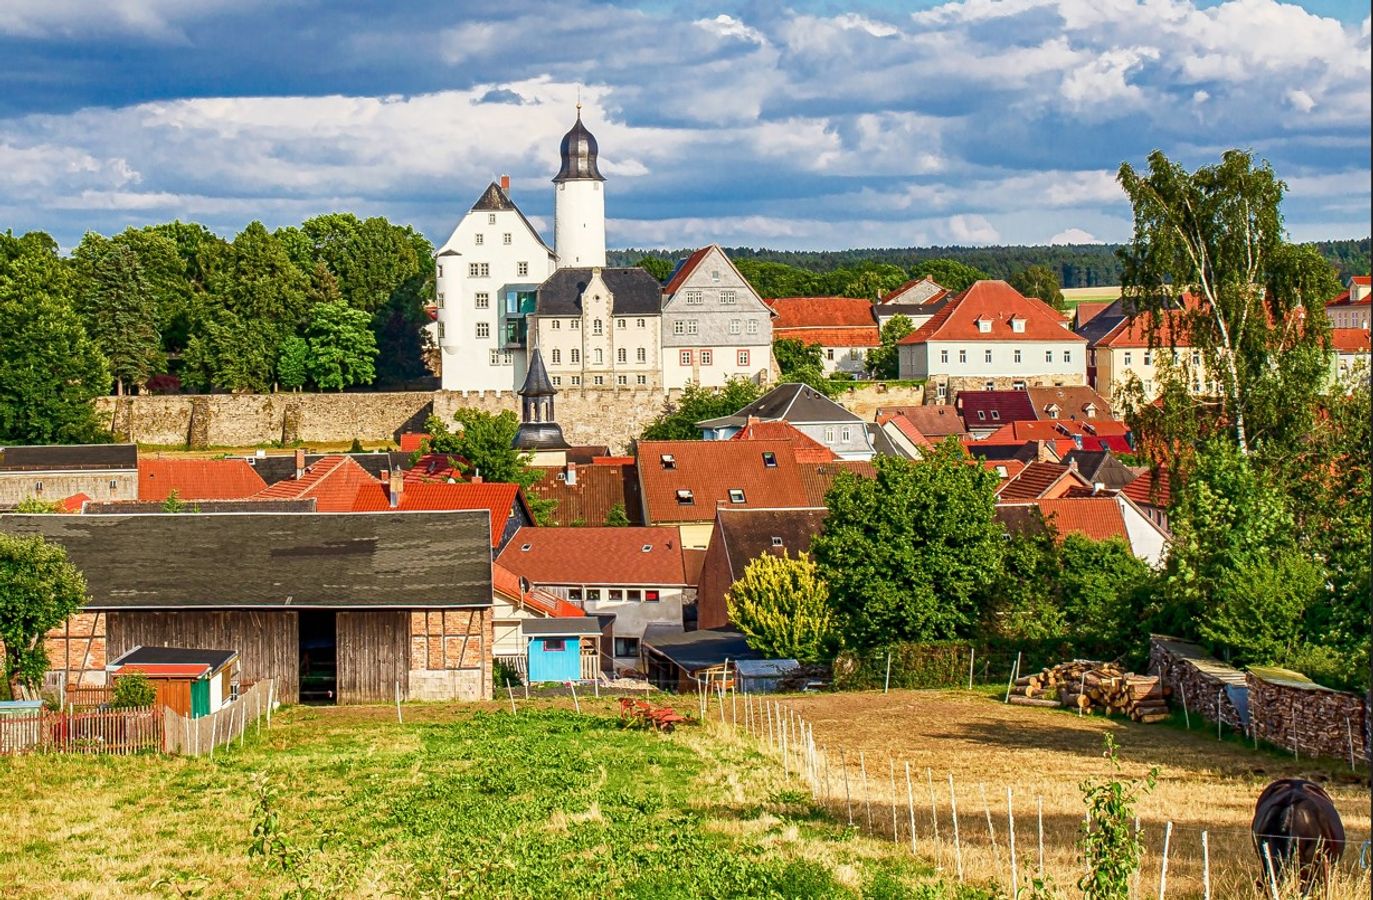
[
  {"left": 1008, "top": 660, "right": 1172, "bottom": 722},
  {"left": 1148, "top": 635, "right": 1247, "bottom": 733}
]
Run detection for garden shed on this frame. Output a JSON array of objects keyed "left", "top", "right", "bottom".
[
  {"left": 522, "top": 618, "right": 602, "bottom": 682},
  {"left": 107, "top": 646, "right": 239, "bottom": 718},
  {"left": 641, "top": 626, "right": 761, "bottom": 693},
  {"left": 733, "top": 658, "right": 801, "bottom": 694}
]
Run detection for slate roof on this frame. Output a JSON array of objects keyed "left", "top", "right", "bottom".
[
  {"left": 0, "top": 444, "right": 138, "bottom": 472},
  {"left": 527, "top": 463, "right": 641, "bottom": 527},
  {"left": 1060, "top": 450, "right": 1136, "bottom": 490},
  {"left": 351, "top": 481, "right": 527, "bottom": 548},
  {"left": 242, "top": 452, "right": 397, "bottom": 486},
  {"left": 637, "top": 439, "right": 811, "bottom": 523},
  {"left": 536, "top": 267, "right": 663, "bottom": 316},
  {"left": 964, "top": 441, "right": 1040, "bottom": 464},
  {"left": 767, "top": 296, "right": 878, "bottom": 329},
  {"left": 696, "top": 383, "right": 864, "bottom": 430},
  {"left": 0, "top": 511, "right": 493, "bottom": 609},
  {"left": 85, "top": 498, "right": 318, "bottom": 514},
  {"left": 138, "top": 458, "right": 267, "bottom": 502},
  {"left": 1026, "top": 386, "right": 1113, "bottom": 421},
  {"left": 879, "top": 276, "right": 948, "bottom": 306},
  {"left": 252, "top": 455, "right": 380, "bottom": 512},
  {"left": 898, "top": 281, "right": 1085, "bottom": 344},
  {"left": 553, "top": 113, "right": 605, "bottom": 183},
  {"left": 876, "top": 405, "right": 967, "bottom": 438},
  {"left": 798, "top": 460, "right": 876, "bottom": 506},
  {"left": 464, "top": 181, "right": 555, "bottom": 257},
  {"left": 957, "top": 391, "right": 1038, "bottom": 430},
  {"left": 641, "top": 626, "right": 761, "bottom": 671},
  {"left": 496, "top": 526, "right": 688, "bottom": 586}
]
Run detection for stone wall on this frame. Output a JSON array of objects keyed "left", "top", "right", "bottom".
[{"left": 96, "top": 383, "right": 916, "bottom": 454}]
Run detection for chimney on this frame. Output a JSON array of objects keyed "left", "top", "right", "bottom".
[
  {"left": 471, "top": 473, "right": 483, "bottom": 484},
  {"left": 565, "top": 462, "right": 577, "bottom": 486},
  {"left": 499, "top": 174, "right": 510, "bottom": 191},
  {"left": 1093, "top": 482, "right": 1105, "bottom": 495},
  {"left": 389, "top": 468, "right": 404, "bottom": 508},
  {"left": 294, "top": 449, "right": 306, "bottom": 480}
]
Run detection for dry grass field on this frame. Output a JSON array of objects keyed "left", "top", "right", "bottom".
[{"left": 765, "top": 689, "right": 1370, "bottom": 899}]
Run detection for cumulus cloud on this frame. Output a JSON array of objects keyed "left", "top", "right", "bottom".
[
  {"left": 1049, "top": 227, "right": 1100, "bottom": 245},
  {"left": 947, "top": 214, "right": 1001, "bottom": 244}
]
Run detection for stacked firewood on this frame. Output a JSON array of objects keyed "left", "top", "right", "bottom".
[{"left": 1008, "top": 660, "right": 1172, "bottom": 722}]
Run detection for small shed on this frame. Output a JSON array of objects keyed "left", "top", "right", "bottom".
[
  {"left": 734, "top": 658, "right": 801, "bottom": 694},
  {"left": 107, "top": 646, "right": 239, "bottom": 718},
  {"left": 641, "top": 626, "right": 762, "bottom": 693},
  {"left": 522, "top": 619, "right": 602, "bottom": 683}
]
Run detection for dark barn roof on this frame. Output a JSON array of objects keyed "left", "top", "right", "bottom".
[
  {"left": 0, "top": 511, "right": 493, "bottom": 609},
  {"left": 85, "top": 499, "right": 319, "bottom": 514},
  {"left": 0, "top": 444, "right": 138, "bottom": 472},
  {"left": 536, "top": 267, "right": 663, "bottom": 317},
  {"left": 642, "top": 626, "right": 761, "bottom": 672},
  {"left": 238, "top": 452, "right": 397, "bottom": 486},
  {"left": 522, "top": 617, "right": 602, "bottom": 637}
]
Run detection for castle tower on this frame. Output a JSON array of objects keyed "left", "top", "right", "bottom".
[
  {"left": 512, "top": 349, "right": 570, "bottom": 457},
  {"left": 552, "top": 108, "right": 606, "bottom": 269}
]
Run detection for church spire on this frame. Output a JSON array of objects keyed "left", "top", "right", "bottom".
[{"left": 512, "top": 350, "right": 570, "bottom": 450}]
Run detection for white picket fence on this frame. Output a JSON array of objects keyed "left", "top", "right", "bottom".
[{"left": 164, "top": 679, "right": 276, "bottom": 756}]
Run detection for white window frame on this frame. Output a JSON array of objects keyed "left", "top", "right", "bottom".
[
  {"left": 474, "top": 292, "right": 489, "bottom": 309},
  {"left": 476, "top": 322, "right": 490, "bottom": 339}
]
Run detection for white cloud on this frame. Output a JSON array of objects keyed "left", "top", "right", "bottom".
[
  {"left": 1049, "top": 227, "right": 1100, "bottom": 244},
  {"left": 694, "top": 14, "right": 766, "bottom": 44},
  {"left": 1285, "top": 88, "right": 1316, "bottom": 113},
  {"left": 947, "top": 214, "right": 1001, "bottom": 244}
]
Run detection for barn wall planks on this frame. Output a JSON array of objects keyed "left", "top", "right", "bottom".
[
  {"left": 107, "top": 611, "right": 301, "bottom": 704},
  {"left": 337, "top": 610, "right": 411, "bottom": 704}
]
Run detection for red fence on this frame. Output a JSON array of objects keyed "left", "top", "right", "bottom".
[{"left": 0, "top": 706, "right": 163, "bottom": 755}]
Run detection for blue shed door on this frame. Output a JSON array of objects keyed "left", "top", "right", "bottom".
[{"left": 527, "top": 637, "right": 581, "bottom": 682}]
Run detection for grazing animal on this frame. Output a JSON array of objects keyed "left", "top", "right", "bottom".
[{"left": 1252, "top": 778, "right": 1345, "bottom": 894}]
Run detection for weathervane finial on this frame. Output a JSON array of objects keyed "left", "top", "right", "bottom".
[{"left": 576, "top": 85, "right": 582, "bottom": 115}]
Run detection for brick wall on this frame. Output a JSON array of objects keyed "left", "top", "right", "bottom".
[
  {"left": 43, "top": 612, "right": 108, "bottom": 687},
  {"left": 409, "top": 607, "right": 492, "bottom": 701}
]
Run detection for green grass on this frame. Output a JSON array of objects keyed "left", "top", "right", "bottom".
[{"left": 0, "top": 701, "right": 984, "bottom": 898}]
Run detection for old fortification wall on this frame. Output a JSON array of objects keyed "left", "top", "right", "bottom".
[{"left": 95, "top": 383, "right": 925, "bottom": 453}]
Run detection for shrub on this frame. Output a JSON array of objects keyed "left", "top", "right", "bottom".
[
  {"left": 111, "top": 671, "right": 156, "bottom": 708},
  {"left": 493, "top": 659, "right": 523, "bottom": 688},
  {"left": 1078, "top": 734, "right": 1157, "bottom": 900}
]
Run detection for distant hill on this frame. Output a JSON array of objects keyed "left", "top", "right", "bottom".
[{"left": 609, "top": 238, "right": 1370, "bottom": 290}]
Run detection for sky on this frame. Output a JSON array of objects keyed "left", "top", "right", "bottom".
[{"left": 0, "top": 0, "right": 1368, "bottom": 253}]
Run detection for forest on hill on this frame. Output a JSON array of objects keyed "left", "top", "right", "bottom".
[{"left": 611, "top": 237, "right": 1370, "bottom": 294}]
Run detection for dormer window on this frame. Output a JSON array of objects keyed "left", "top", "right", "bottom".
[
  {"left": 728, "top": 489, "right": 746, "bottom": 503},
  {"left": 762, "top": 452, "right": 777, "bottom": 468},
  {"left": 660, "top": 454, "right": 676, "bottom": 469},
  {"left": 1083, "top": 403, "right": 1097, "bottom": 419},
  {"left": 676, "top": 489, "right": 694, "bottom": 504},
  {"left": 977, "top": 318, "right": 992, "bottom": 333},
  {"left": 1010, "top": 317, "right": 1025, "bottom": 334},
  {"left": 1046, "top": 404, "right": 1060, "bottom": 419}
]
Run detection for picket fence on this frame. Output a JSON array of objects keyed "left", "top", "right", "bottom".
[
  {"left": 0, "top": 706, "right": 163, "bottom": 755},
  {"left": 163, "top": 679, "right": 276, "bottom": 757}
]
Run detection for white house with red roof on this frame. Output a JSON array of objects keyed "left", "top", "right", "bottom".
[
  {"left": 766, "top": 296, "right": 879, "bottom": 375},
  {"left": 1331, "top": 327, "right": 1370, "bottom": 383},
  {"left": 896, "top": 281, "right": 1087, "bottom": 401},
  {"left": 660, "top": 244, "right": 774, "bottom": 389},
  {"left": 1327, "top": 275, "right": 1371, "bottom": 330}
]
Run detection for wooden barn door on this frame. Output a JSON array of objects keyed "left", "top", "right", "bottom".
[{"left": 335, "top": 611, "right": 410, "bottom": 704}]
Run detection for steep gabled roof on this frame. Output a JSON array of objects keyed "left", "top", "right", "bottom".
[
  {"left": 713, "top": 507, "right": 828, "bottom": 582},
  {"left": 663, "top": 246, "right": 715, "bottom": 295},
  {"left": 1026, "top": 386, "right": 1113, "bottom": 421},
  {"left": 958, "top": 391, "right": 1037, "bottom": 429},
  {"left": 465, "top": 181, "right": 554, "bottom": 257},
  {"left": 996, "top": 461, "right": 1091, "bottom": 500},
  {"left": 729, "top": 419, "right": 838, "bottom": 463},
  {"left": 138, "top": 458, "right": 267, "bottom": 502},
  {"left": 1095, "top": 306, "right": 1194, "bottom": 349},
  {"left": 496, "top": 526, "right": 688, "bottom": 586},
  {"left": 898, "top": 281, "right": 1085, "bottom": 344},
  {"left": 696, "top": 383, "right": 864, "bottom": 430},
  {"left": 876, "top": 405, "right": 967, "bottom": 438},
  {"left": 880, "top": 276, "right": 948, "bottom": 306},
  {"left": 996, "top": 497, "right": 1131, "bottom": 544},
  {"left": 637, "top": 439, "right": 811, "bottom": 523},
  {"left": 527, "top": 463, "right": 641, "bottom": 527},
  {"left": 1073, "top": 302, "right": 1112, "bottom": 329},
  {"left": 251, "top": 455, "right": 380, "bottom": 513},
  {"left": 536, "top": 266, "right": 663, "bottom": 316},
  {"left": 1121, "top": 467, "right": 1172, "bottom": 509}
]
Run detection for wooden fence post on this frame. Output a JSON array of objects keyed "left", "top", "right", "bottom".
[
  {"left": 947, "top": 773, "right": 963, "bottom": 883},
  {"left": 905, "top": 761, "right": 917, "bottom": 855},
  {"left": 1157, "top": 821, "right": 1173, "bottom": 900}
]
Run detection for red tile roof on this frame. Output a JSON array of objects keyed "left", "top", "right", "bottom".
[
  {"left": 637, "top": 439, "right": 811, "bottom": 522},
  {"left": 981, "top": 419, "right": 1131, "bottom": 444},
  {"left": 60, "top": 492, "right": 90, "bottom": 513},
  {"left": 405, "top": 452, "right": 466, "bottom": 483},
  {"left": 773, "top": 326, "right": 881, "bottom": 348},
  {"left": 398, "top": 432, "right": 428, "bottom": 454},
  {"left": 1330, "top": 328, "right": 1371, "bottom": 352},
  {"left": 496, "top": 526, "right": 688, "bottom": 586},
  {"left": 876, "top": 405, "right": 967, "bottom": 438},
  {"left": 1095, "top": 307, "right": 1194, "bottom": 348},
  {"left": 527, "top": 463, "right": 640, "bottom": 527},
  {"left": 981, "top": 459, "right": 1026, "bottom": 483},
  {"left": 1026, "top": 386, "right": 1113, "bottom": 421},
  {"left": 1353, "top": 275, "right": 1371, "bottom": 287},
  {"left": 999, "top": 497, "right": 1130, "bottom": 543},
  {"left": 898, "top": 281, "right": 1085, "bottom": 344},
  {"left": 798, "top": 460, "right": 876, "bottom": 506},
  {"left": 252, "top": 455, "right": 379, "bottom": 513},
  {"left": 878, "top": 413, "right": 933, "bottom": 451},
  {"left": 1121, "top": 467, "right": 1172, "bottom": 509},
  {"left": 351, "top": 481, "right": 524, "bottom": 548},
  {"left": 767, "top": 296, "right": 878, "bottom": 329},
  {"left": 492, "top": 562, "right": 584, "bottom": 617},
  {"left": 997, "top": 461, "right": 1089, "bottom": 500},
  {"left": 729, "top": 419, "right": 838, "bottom": 463},
  {"left": 1074, "top": 302, "right": 1112, "bottom": 328},
  {"left": 663, "top": 246, "right": 714, "bottom": 295},
  {"left": 138, "top": 458, "right": 268, "bottom": 501}
]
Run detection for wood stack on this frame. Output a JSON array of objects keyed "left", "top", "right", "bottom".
[{"left": 1008, "top": 660, "right": 1172, "bottom": 722}]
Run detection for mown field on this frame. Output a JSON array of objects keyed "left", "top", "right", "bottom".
[{"left": 0, "top": 699, "right": 977, "bottom": 899}]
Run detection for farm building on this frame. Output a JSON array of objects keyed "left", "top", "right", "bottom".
[
  {"left": 108, "top": 646, "right": 240, "bottom": 718},
  {"left": 641, "top": 626, "right": 761, "bottom": 693},
  {"left": 0, "top": 443, "right": 138, "bottom": 508},
  {"left": 3, "top": 511, "right": 494, "bottom": 704}
]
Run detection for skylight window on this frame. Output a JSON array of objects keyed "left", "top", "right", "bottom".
[
  {"left": 642, "top": 544, "right": 653, "bottom": 552},
  {"left": 762, "top": 452, "right": 777, "bottom": 468},
  {"left": 771, "top": 536, "right": 784, "bottom": 547},
  {"left": 728, "top": 489, "right": 746, "bottom": 503},
  {"left": 520, "top": 544, "right": 532, "bottom": 552},
  {"left": 676, "top": 489, "right": 694, "bottom": 504},
  {"left": 991, "top": 410, "right": 1000, "bottom": 420},
  {"left": 661, "top": 454, "right": 676, "bottom": 469}
]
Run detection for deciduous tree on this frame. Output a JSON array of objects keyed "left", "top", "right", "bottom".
[
  {"left": 727, "top": 551, "right": 836, "bottom": 663},
  {"left": 0, "top": 533, "right": 89, "bottom": 697},
  {"left": 864, "top": 314, "right": 913, "bottom": 380},
  {"left": 1009, "top": 264, "right": 1065, "bottom": 310},
  {"left": 640, "top": 378, "right": 763, "bottom": 441},
  {"left": 907, "top": 259, "right": 988, "bottom": 293}
]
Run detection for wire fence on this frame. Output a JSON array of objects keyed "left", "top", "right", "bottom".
[{"left": 833, "top": 641, "right": 1133, "bottom": 693}]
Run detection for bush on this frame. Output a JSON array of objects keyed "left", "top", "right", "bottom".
[
  {"left": 111, "top": 671, "right": 156, "bottom": 708},
  {"left": 493, "top": 659, "right": 523, "bottom": 688}
]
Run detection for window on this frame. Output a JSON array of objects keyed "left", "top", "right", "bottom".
[
  {"left": 617, "top": 348, "right": 626, "bottom": 363},
  {"left": 984, "top": 349, "right": 993, "bottom": 363},
  {"left": 762, "top": 451, "right": 777, "bottom": 467},
  {"left": 636, "top": 374, "right": 646, "bottom": 385},
  {"left": 503, "top": 233, "right": 512, "bottom": 245},
  {"left": 728, "top": 489, "right": 746, "bottom": 503},
  {"left": 644, "top": 590, "right": 660, "bottom": 602},
  {"left": 686, "top": 290, "right": 703, "bottom": 305},
  {"left": 1013, "top": 349, "right": 1021, "bottom": 364},
  {"left": 687, "top": 320, "right": 699, "bottom": 335},
  {"left": 593, "top": 348, "right": 603, "bottom": 364},
  {"left": 475, "top": 292, "right": 489, "bottom": 309},
  {"left": 637, "top": 318, "right": 645, "bottom": 328},
  {"left": 977, "top": 411, "right": 986, "bottom": 421},
  {"left": 543, "top": 638, "right": 566, "bottom": 652},
  {"left": 1143, "top": 351, "right": 1153, "bottom": 366},
  {"left": 436, "top": 292, "right": 445, "bottom": 308},
  {"left": 721, "top": 290, "right": 736, "bottom": 304},
  {"left": 680, "top": 350, "right": 692, "bottom": 366},
  {"left": 567, "top": 586, "right": 582, "bottom": 601},
  {"left": 437, "top": 322, "right": 445, "bottom": 339},
  {"left": 474, "top": 234, "right": 484, "bottom": 246},
  {"left": 771, "top": 536, "right": 784, "bottom": 547},
  {"left": 824, "top": 426, "right": 837, "bottom": 443},
  {"left": 614, "top": 637, "right": 640, "bottom": 657},
  {"left": 617, "top": 374, "right": 627, "bottom": 385},
  {"left": 437, "top": 264, "right": 443, "bottom": 278},
  {"left": 571, "top": 375, "right": 581, "bottom": 385},
  {"left": 737, "top": 349, "right": 750, "bottom": 367},
  {"left": 840, "top": 426, "right": 852, "bottom": 442},
  {"left": 592, "top": 319, "right": 603, "bottom": 335},
  {"left": 989, "top": 406, "right": 999, "bottom": 417},
  {"left": 636, "top": 347, "right": 646, "bottom": 363},
  {"left": 551, "top": 349, "right": 561, "bottom": 364},
  {"left": 489, "top": 350, "right": 501, "bottom": 365},
  {"left": 937, "top": 383, "right": 947, "bottom": 399},
  {"left": 109, "top": 479, "right": 117, "bottom": 491},
  {"left": 552, "top": 376, "right": 562, "bottom": 386},
  {"left": 1045, "top": 350, "right": 1053, "bottom": 363},
  {"left": 977, "top": 318, "right": 991, "bottom": 333},
  {"left": 1063, "top": 350, "right": 1071, "bottom": 363},
  {"left": 487, "top": 213, "right": 496, "bottom": 225},
  {"left": 608, "top": 589, "right": 624, "bottom": 602},
  {"left": 700, "top": 350, "right": 712, "bottom": 366},
  {"left": 826, "top": 349, "right": 835, "bottom": 360},
  {"left": 711, "top": 269, "right": 720, "bottom": 283},
  {"left": 1123, "top": 351, "right": 1133, "bottom": 366},
  {"left": 1012, "top": 380, "right": 1026, "bottom": 390},
  {"left": 661, "top": 454, "right": 676, "bottom": 469},
  {"left": 570, "top": 319, "right": 579, "bottom": 330},
  {"left": 476, "top": 322, "right": 490, "bottom": 339},
  {"left": 627, "top": 589, "right": 643, "bottom": 602},
  {"left": 551, "top": 319, "right": 561, "bottom": 330},
  {"left": 729, "top": 319, "right": 741, "bottom": 335},
  {"left": 1191, "top": 351, "right": 1200, "bottom": 367},
  {"left": 593, "top": 375, "right": 604, "bottom": 385},
  {"left": 478, "top": 263, "right": 490, "bottom": 277},
  {"left": 1011, "top": 318, "right": 1025, "bottom": 333},
  {"left": 959, "top": 349, "right": 967, "bottom": 364},
  {"left": 673, "top": 321, "right": 685, "bottom": 336},
  {"left": 940, "top": 349, "right": 949, "bottom": 364},
  {"left": 585, "top": 588, "right": 603, "bottom": 602},
  {"left": 616, "top": 318, "right": 625, "bottom": 329},
  {"left": 746, "top": 320, "right": 758, "bottom": 335},
  {"left": 676, "top": 489, "right": 694, "bottom": 504},
  {"left": 517, "top": 261, "right": 528, "bottom": 277},
  {"left": 571, "top": 349, "right": 581, "bottom": 363},
  {"left": 468, "top": 263, "right": 480, "bottom": 277}
]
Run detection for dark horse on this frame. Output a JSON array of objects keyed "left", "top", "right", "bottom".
[{"left": 1252, "top": 778, "right": 1345, "bottom": 894}]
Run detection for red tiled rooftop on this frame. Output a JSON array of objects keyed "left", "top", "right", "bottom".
[
  {"left": 999, "top": 497, "right": 1131, "bottom": 543},
  {"left": 398, "top": 432, "right": 428, "bottom": 454},
  {"left": 527, "top": 463, "right": 640, "bottom": 527},
  {"left": 60, "top": 492, "right": 90, "bottom": 513},
  {"left": 663, "top": 246, "right": 714, "bottom": 295},
  {"left": 252, "top": 455, "right": 379, "bottom": 513},
  {"left": 798, "top": 459, "right": 876, "bottom": 506},
  {"left": 637, "top": 439, "right": 811, "bottom": 522},
  {"left": 730, "top": 420, "right": 838, "bottom": 463},
  {"left": 997, "top": 461, "right": 1090, "bottom": 501},
  {"left": 406, "top": 453, "right": 465, "bottom": 483},
  {"left": 1330, "top": 328, "right": 1371, "bottom": 352},
  {"left": 1121, "top": 467, "right": 1172, "bottom": 508},
  {"left": 138, "top": 458, "right": 267, "bottom": 501},
  {"left": 772, "top": 326, "right": 881, "bottom": 348},
  {"left": 899, "top": 281, "right": 1085, "bottom": 344},
  {"left": 767, "top": 296, "right": 878, "bottom": 329},
  {"left": 351, "top": 481, "right": 524, "bottom": 548},
  {"left": 492, "top": 562, "right": 584, "bottom": 618},
  {"left": 876, "top": 405, "right": 967, "bottom": 438},
  {"left": 496, "top": 526, "right": 688, "bottom": 586},
  {"left": 1074, "top": 302, "right": 1112, "bottom": 328},
  {"left": 878, "top": 413, "right": 933, "bottom": 451},
  {"left": 981, "top": 419, "right": 1131, "bottom": 444}
]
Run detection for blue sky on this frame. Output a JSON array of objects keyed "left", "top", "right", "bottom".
[{"left": 1, "top": 0, "right": 1368, "bottom": 252}]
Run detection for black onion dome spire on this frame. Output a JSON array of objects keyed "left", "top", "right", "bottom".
[
  {"left": 513, "top": 350, "right": 570, "bottom": 451},
  {"left": 552, "top": 109, "right": 605, "bottom": 183}
]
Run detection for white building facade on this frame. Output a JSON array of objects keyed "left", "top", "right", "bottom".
[{"left": 660, "top": 245, "right": 773, "bottom": 390}]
